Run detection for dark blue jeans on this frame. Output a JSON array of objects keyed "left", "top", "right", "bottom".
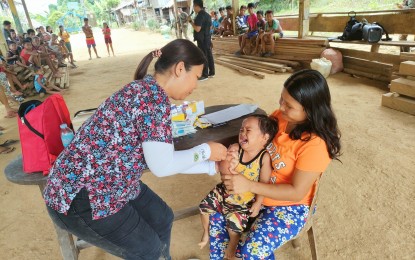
[{"left": 47, "top": 181, "right": 173, "bottom": 260}]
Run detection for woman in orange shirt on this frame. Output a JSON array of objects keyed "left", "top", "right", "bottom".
[{"left": 211, "top": 69, "right": 342, "bottom": 259}]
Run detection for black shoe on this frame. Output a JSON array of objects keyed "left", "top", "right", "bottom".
[
  {"left": 198, "top": 76, "right": 208, "bottom": 81},
  {"left": 208, "top": 73, "right": 215, "bottom": 78}
]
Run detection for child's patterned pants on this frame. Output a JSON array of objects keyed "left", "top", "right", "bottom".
[{"left": 209, "top": 205, "right": 309, "bottom": 260}]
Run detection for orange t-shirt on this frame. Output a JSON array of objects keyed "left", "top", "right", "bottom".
[{"left": 262, "top": 110, "right": 331, "bottom": 207}]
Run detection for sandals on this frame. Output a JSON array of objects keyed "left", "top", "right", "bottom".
[
  {"left": 0, "top": 139, "right": 19, "bottom": 146},
  {"left": 0, "top": 146, "right": 15, "bottom": 154}
]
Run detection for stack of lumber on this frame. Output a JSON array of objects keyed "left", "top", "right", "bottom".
[
  {"left": 215, "top": 54, "right": 297, "bottom": 79},
  {"left": 54, "top": 66, "right": 70, "bottom": 89},
  {"left": 334, "top": 47, "right": 401, "bottom": 84},
  {"left": 382, "top": 59, "right": 415, "bottom": 115},
  {"left": 213, "top": 36, "right": 328, "bottom": 62}
]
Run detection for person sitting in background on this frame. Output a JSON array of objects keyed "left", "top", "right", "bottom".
[
  {"left": 27, "top": 28, "right": 36, "bottom": 39},
  {"left": 31, "top": 37, "right": 62, "bottom": 78},
  {"left": 220, "top": 5, "right": 234, "bottom": 37},
  {"left": 48, "top": 34, "right": 66, "bottom": 67},
  {"left": 2, "top": 20, "right": 12, "bottom": 43},
  {"left": 259, "top": 10, "right": 284, "bottom": 57},
  {"left": 235, "top": 5, "right": 248, "bottom": 35},
  {"left": 33, "top": 66, "right": 64, "bottom": 97},
  {"left": 397, "top": 0, "right": 414, "bottom": 52},
  {"left": 237, "top": 3, "right": 258, "bottom": 55},
  {"left": 211, "top": 11, "right": 220, "bottom": 35},
  {"left": 218, "top": 7, "right": 226, "bottom": 24},
  {"left": 39, "top": 26, "right": 51, "bottom": 42},
  {"left": 46, "top": 25, "right": 53, "bottom": 34},
  {"left": 256, "top": 10, "right": 266, "bottom": 31},
  {"left": 6, "top": 42, "right": 26, "bottom": 67}
]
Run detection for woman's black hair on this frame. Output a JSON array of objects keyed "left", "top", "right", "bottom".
[
  {"left": 134, "top": 39, "right": 206, "bottom": 80},
  {"left": 248, "top": 114, "right": 278, "bottom": 145},
  {"left": 283, "top": 69, "right": 341, "bottom": 160}
]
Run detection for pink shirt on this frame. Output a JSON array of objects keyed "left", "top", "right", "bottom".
[{"left": 247, "top": 13, "right": 258, "bottom": 30}]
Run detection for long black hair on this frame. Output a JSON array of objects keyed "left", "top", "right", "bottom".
[
  {"left": 134, "top": 39, "right": 206, "bottom": 80},
  {"left": 284, "top": 69, "right": 341, "bottom": 160}
]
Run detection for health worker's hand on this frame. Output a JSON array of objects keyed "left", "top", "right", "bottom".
[{"left": 207, "top": 142, "right": 227, "bottom": 161}]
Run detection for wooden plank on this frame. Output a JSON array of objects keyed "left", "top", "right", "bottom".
[
  {"left": 220, "top": 56, "right": 287, "bottom": 69},
  {"left": 400, "top": 52, "right": 415, "bottom": 62},
  {"left": 399, "top": 61, "right": 415, "bottom": 77},
  {"left": 217, "top": 57, "right": 285, "bottom": 73},
  {"left": 219, "top": 53, "right": 301, "bottom": 67},
  {"left": 298, "top": 0, "right": 310, "bottom": 38},
  {"left": 343, "top": 68, "right": 391, "bottom": 83},
  {"left": 329, "top": 39, "right": 415, "bottom": 47},
  {"left": 216, "top": 60, "right": 265, "bottom": 79},
  {"left": 382, "top": 92, "right": 415, "bottom": 115},
  {"left": 334, "top": 47, "right": 401, "bottom": 66},
  {"left": 343, "top": 63, "right": 392, "bottom": 78},
  {"left": 390, "top": 78, "right": 415, "bottom": 98},
  {"left": 276, "top": 10, "right": 415, "bottom": 34}
]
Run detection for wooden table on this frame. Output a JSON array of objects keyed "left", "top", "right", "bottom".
[{"left": 4, "top": 104, "right": 265, "bottom": 260}]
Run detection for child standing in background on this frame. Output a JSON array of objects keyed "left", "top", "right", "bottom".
[
  {"left": 102, "top": 22, "right": 115, "bottom": 57},
  {"left": 198, "top": 114, "right": 278, "bottom": 259},
  {"left": 34, "top": 67, "right": 64, "bottom": 97}
]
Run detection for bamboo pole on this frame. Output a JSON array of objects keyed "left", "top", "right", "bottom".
[
  {"left": 21, "top": 0, "right": 33, "bottom": 29},
  {"left": 298, "top": 0, "right": 310, "bottom": 38},
  {"left": 7, "top": 0, "right": 24, "bottom": 34}
]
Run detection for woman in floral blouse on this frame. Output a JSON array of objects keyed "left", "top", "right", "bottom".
[{"left": 44, "top": 39, "right": 227, "bottom": 259}]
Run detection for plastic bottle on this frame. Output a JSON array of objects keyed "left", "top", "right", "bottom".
[{"left": 60, "top": 123, "right": 74, "bottom": 148}]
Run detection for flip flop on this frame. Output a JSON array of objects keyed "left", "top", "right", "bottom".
[
  {"left": 0, "top": 146, "right": 15, "bottom": 154},
  {"left": 0, "top": 139, "right": 19, "bottom": 146}
]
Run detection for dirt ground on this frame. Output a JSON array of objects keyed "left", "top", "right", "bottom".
[{"left": 0, "top": 28, "right": 414, "bottom": 260}]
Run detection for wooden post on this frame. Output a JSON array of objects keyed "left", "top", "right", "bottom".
[
  {"left": 298, "top": 0, "right": 310, "bottom": 38},
  {"left": 21, "top": 0, "right": 33, "bottom": 29},
  {"left": 232, "top": 0, "right": 239, "bottom": 36},
  {"left": 0, "top": 28, "right": 8, "bottom": 55},
  {"left": 7, "top": 0, "right": 24, "bottom": 34}
]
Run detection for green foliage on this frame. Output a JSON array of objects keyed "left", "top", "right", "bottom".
[
  {"left": 47, "top": 11, "right": 65, "bottom": 31},
  {"left": 147, "top": 19, "right": 160, "bottom": 31}
]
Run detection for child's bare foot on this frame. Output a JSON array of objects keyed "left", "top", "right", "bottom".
[
  {"left": 39, "top": 92, "right": 45, "bottom": 98},
  {"left": 198, "top": 231, "right": 209, "bottom": 249},
  {"left": 4, "top": 110, "right": 17, "bottom": 118},
  {"left": 224, "top": 245, "right": 237, "bottom": 260}
]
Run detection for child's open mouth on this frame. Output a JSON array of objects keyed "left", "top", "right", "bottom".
[{"left": 240, "top": 138, "right": 248, "bottom": 145}]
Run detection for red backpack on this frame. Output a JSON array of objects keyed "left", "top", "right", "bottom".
[{"left": 17, "top": 94, "right": 72, "bottom": 175}]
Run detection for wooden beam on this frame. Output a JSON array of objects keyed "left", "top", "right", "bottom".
[
  {"left": 277, "top": 10, "right": 415, "bottom": 35},
  {"left": 21, "top": 0, "right": 33, "bottom": 29},
  {"left": 334, "top": 47, "right": 401, "bottom": 66},
  {"left": 216, "top": 59, "right": 265, "bottom": 79},
  {"left": 390, "top": 78, "right": 415, "bottom": 98},
  {"left": 298, "top": 0, "right": 310, "bottom": 38},
  {"left": 232, "top": 0, "right": 239, "bottom": 36},
  {"left": 399, "top": 61, "right": 415, "bottom": 77},
  {"left": 7, "top": 0, "right": 24, "bottom": 34},
  {"left": 382, "top": 92, "right": 415, "bottom": 115}
]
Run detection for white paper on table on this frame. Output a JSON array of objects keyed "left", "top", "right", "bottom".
[{"left": 200, "top": 104, "right": 258, "bottom": 124}]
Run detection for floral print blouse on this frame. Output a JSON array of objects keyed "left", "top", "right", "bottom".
[{"left": 44, "top": 75, "right": 172, "bottom": 220}]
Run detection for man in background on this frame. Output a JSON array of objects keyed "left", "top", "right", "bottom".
[
  {"left": 177, "top": 8, "right": 189, "bottom": 40},
  {"left": 189, "top": 0, "right": 215, "bottom": 81}
]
